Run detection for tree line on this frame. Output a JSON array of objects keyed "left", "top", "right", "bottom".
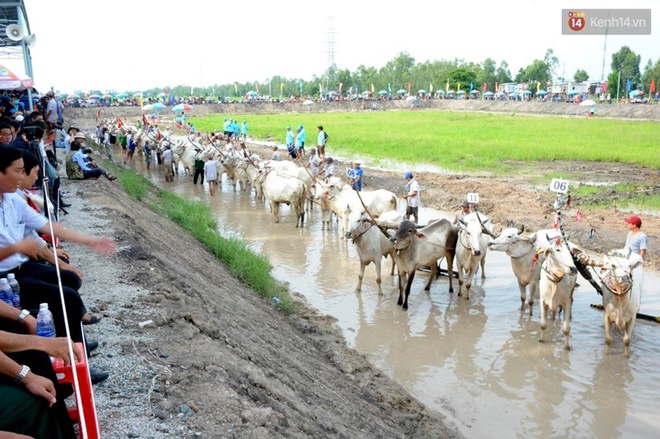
[{"left": 85, "top": 46, "right": 658, "bottom": 99}]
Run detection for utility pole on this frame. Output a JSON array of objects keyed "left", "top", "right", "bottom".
[
  {"left": 616, "top": 70, "right": 621, "bottom": 102},
  {"left": 325, "top": 16, "right": 337, "bottom": 94}
]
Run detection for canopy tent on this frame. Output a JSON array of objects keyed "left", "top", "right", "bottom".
[
  {"left": 522, "top": 90, "right": 532, "bottom": 95},
  {"left": 537, "top": 90, "right": 547, "bottom": 95},
  {"left": 0, "top": 64, "right": 34, "bottom": 90},
  {"left": 483, "top": 91, "right": 494, "bottom": 97}
]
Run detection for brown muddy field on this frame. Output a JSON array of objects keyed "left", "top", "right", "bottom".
[{"left": 66, "top": 110, "right": 657, "bottom": 438}]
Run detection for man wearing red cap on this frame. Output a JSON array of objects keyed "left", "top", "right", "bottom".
[{"left": 624, "top": 215, "right": 647, "bottom": 260}]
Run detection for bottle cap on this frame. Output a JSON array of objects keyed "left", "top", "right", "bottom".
[
  {"left": 0, "top": 278, "right": 7, "bottom": 284},
  {"left": 7, "top": 273, "right": 15, "bottom": 280},
  {"left": 39, "top": 303, "right": 49, "bottom": 310}
]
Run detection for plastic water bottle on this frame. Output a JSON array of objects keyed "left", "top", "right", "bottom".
[
  {"left": 0, "top": 278, "right": 12, "bottom": 306},
  {"left": 6, "top": 273, "right": 20, "bottom": 309},
  {"left": 36, "top": 303, "right": 56, "bottom": 338}
]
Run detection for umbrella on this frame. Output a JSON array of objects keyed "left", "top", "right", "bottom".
[
  {"left": 303, "top": 99, "right": 314, "bottom": 105},
  {"left": 172, "top": 103, "right": 193, "bottom": 112},
  {"left": 483, "top": 91, "right": 494, "bottom": 97},
  {"left": 522, "top": 90, "right": 532, "bottom": 95},
  {"left": 378, "top": 90, "right": 388, "bottom": 96},
  {"left": 537, "top": 90, "right": 547, "bottom": 95},
  {"left": 133, "top": 92, "right": 143, "bottom": 98},
  {"left": 116, "top": 92, "right": 128, "bottom": 98},
  {"left": 68, "top": 93, "right": 80, "bottom": 99},
  {"left": 102, "top": 94, "right": 112, "bottom": 99},
  {"left": 629, "top": 90, "right": 642, "bottom": 97},
  {"left": 397, "top": 89, "right": 407, "bottom": 94},
  {"left": 143, "top": 102, "right": 167, "bottom": 112},
  {"left": 88, "top": 94, "right": 100, "bottom": 99},
  {"left": 470, "top": 90, "right": 479, "bottom": 94},
  {"left": 157, "top": 92, "right": 167, "bottom": 97},
  {"left": 446, "top": 90, "right": 455, "bottom": 94},
  {"left": 435, "top": 90, "right": 445, "bottom": 94},
  {"left": 456, "top": 90, "right": 466, "bottom": 94},
  {"left": 246, "top": 90, "right": 258, "bottom": 96},
  {"left": 579, "top": 99, "right": 596, "bottom": 106},
  {"left": 567, "top": 90, "right": 579, "bottom": 95},
  {"left": 0, "top": 64, "right": 34, "bottom": 90},
  {"left": 418, "top": 89, "right": 427, "bottom": 94}
]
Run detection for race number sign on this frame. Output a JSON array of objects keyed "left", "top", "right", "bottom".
[
  {"left": 467, "top": 193, "right": 480, "bottom": 204},
  {"left": 346, "top": 168, "right": 357, "bottom": 179},
  {"left": 549, "top": 178, "right": 569, "bottom": 194}
]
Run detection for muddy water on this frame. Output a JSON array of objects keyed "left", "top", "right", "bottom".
[{"left": 137, "top": 162, "right": 660, "bottom": 439}]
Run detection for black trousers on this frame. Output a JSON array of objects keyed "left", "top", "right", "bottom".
[
  {"left": 9, "top": 261, "right": 85, "bottom": 342},
  {"left": 193, "top": 168, "right": 204, "bottom": 184}
]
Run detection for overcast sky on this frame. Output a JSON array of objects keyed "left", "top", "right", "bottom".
[{"left": 4, "top": 0, "right": 658, "bottom": 94}]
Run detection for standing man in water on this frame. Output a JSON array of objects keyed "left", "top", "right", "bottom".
[{"left": 402, "top": 171, "right": 420, "bottom": 224}]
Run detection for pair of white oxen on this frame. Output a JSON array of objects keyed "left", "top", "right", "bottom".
[{"left": 349, "top": 211, "right": 643, "bottom": 357}]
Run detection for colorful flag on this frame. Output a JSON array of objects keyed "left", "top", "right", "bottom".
[
  {"left": 430, "top": 83, "right": 433, "bottom": 93},
  {"left": 138, "top": 96, "right": 143, "bottom": 108},
  {"left": 495, "top": 82, "right": 498, "bottom": 92},
  {"left": 319, "top": 83, "right": 323, "bottom": 95},
  {"left": 407, "top": 82, "right": 411, "bottom": 92},
  {"left": 170, "top": 94, "right": 176, "bottom": 106},
  {"left": 280, "top": 83, "right": 284, "bottom": 94},
  {"left": 470, "top": 82, "right": 474, "bottom": 91},
  {"left": 255, "top": 82, "right": 259, "bottom": 93},
  {"left": 626, "top": 79, "right": 632, "bottom": 92},
  {"left": 483, "top": 82, "right": 487, "bottom": 92},
  {"left": 164, "top": 86, "right": 169, "bottom": 96},
  {"left": 339, "top": 82, "right": 343, "bottom": 91},
  {"left": 371, "top": 83, "right": 375, "bottom": 93},
  {"left": 446, "top": 80, "right": 449, "bottom": 92},
  {"left": 234, "top": 83, "right": 238, "bottom": 94},
  {"left": 602, "top": 81, "right": 608, "bottom": 93},
  {"left": 457, "top": 82, "right": 461, "bottom": 91},
  {"left": 190, "top": 86, "right": 193, "bottom": 96},
  {"left": 537, "top": 81, "right": 541, "bottom": 92},
  {"left": 650, "top": 78, "right": 656, "bottom": 93},
  {"left": 575, "top": 209, "right": 583, "bottom": 223},
  {"left": 300, "top": 82, "right": 303, "bottom": 93},
  {"left": 388, "top": 83, "right": 391, "bottom": 93}
]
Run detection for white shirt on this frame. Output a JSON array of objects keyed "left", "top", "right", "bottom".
[
  {"left": 324, "top": 163, "right": 335, "bottom": 178},
  {"left": 0, "top": 193, "right": 48, "bottom": 272},
  {"left": 406, "top": 179, "right": 420, "bottom": 207},
  {"left": 204, "top": 160, "right": 219, "bottom": 180},
  {"left": 308, "top": 155, "right": 322, "bottom": 176},
  {"left": 162, "top": 149, "right": 174, "bottom": 163}
]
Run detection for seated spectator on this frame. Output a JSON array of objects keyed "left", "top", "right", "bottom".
[
  {"left": 66, "top": 139, "right": 116, "bottom": 181},
  {"left": 0, "top": 145, "right": 114, "bottom": 383},
  {"left": 0, "top": 327, "right": 80, "bottom": 439},
  {"left": 19, "top": 150, "right": 101, "bottom": 326}
]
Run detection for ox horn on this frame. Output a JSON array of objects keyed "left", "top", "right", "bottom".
[{"left": 517, "top": 224, "right": 525, "bottom": 234}]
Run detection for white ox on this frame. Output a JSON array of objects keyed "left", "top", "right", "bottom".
[
  {"left": 263, "top": 160, "right": 315, "bottom": 211},
  {"left": 255, "top": 169, "right": 308, "bottom": 227},
  {"left": 455, "top": 213, "right": 490, "bottom": 300},
  {"left": 536, "top": 230, "right": 578, "bottom": 350},
  {"left": 581, "top": 252, "right": 643, "bottom": 357},
  {"left": 315, "top": 182, "right": 397, "bottom": 236},
  {"left": 488, "top": 224, "right": 543, "bottom": 315},
  {"left": 389, "top": 219, "right": 457, "bottom": 310},
  {"left": 345, "top": 210, "right": 402, "bottom": 295}
]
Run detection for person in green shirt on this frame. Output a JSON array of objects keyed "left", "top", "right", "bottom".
[
  {"left": 118, "top": 130, "right": 128, "bottom": 164},
  {"left": 193, "top": 146, "right": 206, "bottom": 185}
]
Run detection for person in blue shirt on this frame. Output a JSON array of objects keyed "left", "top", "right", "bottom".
[
  {"left": 349, "top": 161, "right": 363, "bottom": 191},
  {"left": 241, "top": 120, "right": 248, "bottom": 141},
  {"left": 296, "top": 125, "right": 306, "bottom": 158},
  {"left": 285, "top": 126, "right": 297, "bottom": 159}
]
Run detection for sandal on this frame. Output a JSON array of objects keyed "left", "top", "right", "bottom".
[{"left": 82, "top": 313, "right": 102, "bottom": 325}]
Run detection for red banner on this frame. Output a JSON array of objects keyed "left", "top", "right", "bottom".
[
  {"left": 483, "top": 82, "right": 487, "bottom": 92},
  {"left": 650, "top": 78, "right": 656, "bottom": 93}
]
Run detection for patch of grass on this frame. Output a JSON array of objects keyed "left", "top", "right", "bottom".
[
  {"left": 150, "top": 190, "right": 294, "bottom": 312},
  {"left": 118, "top": 171, "right": 151, "bottom": 201},
  {"left": 195, "top": 111, "right": 660, "bottom": 171},
  {"left": 571, "top": 182, "right": 660, "bottom": 211}
]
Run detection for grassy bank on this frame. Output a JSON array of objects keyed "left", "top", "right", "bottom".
[
  {"left": 194, "top": 111, "right": 660, "bottom": 171},
  {"left": 117, "top": 170, "right": 293, "bottom": 312}
]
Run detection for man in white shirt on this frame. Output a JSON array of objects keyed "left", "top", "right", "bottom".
[{"left": 402, "top": 171, "right": 420, "bottom": 224}]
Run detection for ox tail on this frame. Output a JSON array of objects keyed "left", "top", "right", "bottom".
[{"left": 299, "top": 184, "right": 308, "bottom": 226}]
